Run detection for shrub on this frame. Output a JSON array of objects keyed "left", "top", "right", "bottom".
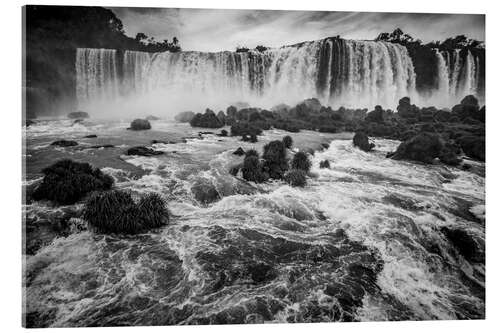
[
  {"left": 219, "top": 129, "right": 228, "bottom": 137},
  {"left": 32, "top": 159, "right": 114, "bottom": 205},
  {"left": 319, "top": 160, "right": 330, "bottom": 169},
  {"left": 245, "top": 149, "right": 259, "bottom": 158},
  {"left": 353, "top": 131, "right": 375, "bottom": 152},
  {"left": 83, "top": 190, "right": 169, "bottom": 234},
  {"left": 291, "top": 151, "right": 311, "bottom": 172},
  {"left": 284, "top": 169, "right": 307, "bottom": 187},
  {"left": 231, "top": 122, "right": 262, "bottom": 137},
  {"left": 262, "top": 140, "right": 288, "bottom": 179},
  {"left": 282, "top": 135, "right": 293, "bottom": 149},
  {"left": 189, "top": 109, "right": 223, "bottom": 128},
  {"left": 242, "top": 156, "right": 267, "bottom": 183},
  {"left": 129, "top": 119, "right": 151, "bottom": 130}
]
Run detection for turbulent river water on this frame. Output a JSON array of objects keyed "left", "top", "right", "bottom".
[{"left": 23, "top": 119, "right": 485, "bottom": 327}]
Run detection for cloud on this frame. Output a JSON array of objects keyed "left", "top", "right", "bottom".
[{"left": 109, "top": 7, "right": 485, "bottom": 52}]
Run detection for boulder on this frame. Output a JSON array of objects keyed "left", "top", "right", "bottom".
[
  {"left": 441, "top": 227, "right": 484, "bottom": 263},
  {"left": 126, "top": 146, "right": 164, "bottom": 156},
  {"left": 83, "top": 134, "right": 97, "bottom": 138},
  {"left": 233, "top": 147, "right": 245, "bottom": 156},
  {"left": 51, "top": 140, "right": 78, "bottom": 147},
  {"left": 174, "top": 111, "right": 196, "bottom": 123},
  {"left": 353, "top": 131, "right": 375, "bottom": 152},
  {"left": 391, "top": 132, "right": 443, "bottom": 164},
  {"left": 128, "top": 119, "right": 151, "bottom": 130},
  {"left": 458, "top": 136, "right": 485, "bottom": 161},
  {"left": 189, "top": 109, "right": 223, "bottom": 128},
  {"left": 67, "top": 111, "right": 89, "bottom": 119},
  {"left": 191, "top": 178, "right": 220, "bottom": 204}
]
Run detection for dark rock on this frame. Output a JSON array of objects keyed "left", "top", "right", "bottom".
[
  {"left": 233, "top": 147, "right": 245, "bottom": 156},
  {"left": 128, "top": 119, "right": 151, "bottom": 130},
  {"left": 458, "top": 136, "right": 485, "bottom": 161},
  {"left": 126, "top": 146, "right": 164, "bottom": 156},
  {"left": 262, "top": 140, "right": 289, "bottom": 179},
  {"left": 89, "top": 144, "right": 115, "bottom": 149},
  {"left": 51, "top": 140, "right": 78, "bottom": 147},
  {"left": 26, "top": 119, "right": 36, "bottom": 127},
  {"left": 291, "top": 151, "right": 311, "bottom": 172},
  {"left": 434, "top": 110, "right": 452, "bottom": 122},
  {"left": 190, "top": 109, "right": 224, "bottom": 128},
  {"left": 391, "top": 132, "right": 443, "bottom": 164},
  {"left": 32, "top": 159, "right": 113, "bottom": 205},
  {"left": 218, "top": 129, "right": 228, "bottom": 137},
  {"left": 284, "top": 169, "right": 307, "bottom": 187},
  {"left": 174, "top": 111, "right": 196, "bottom": 123},
  {"left": 67, "top": 111, "right": 89, "bottom": 119},
  {"left": 441, "top": 227, "right": 484, "bottom": 263},
  {"left": 353, "top": 131, "right": 374, "bottom": 152},
  {"left": 246, "top": 262, "right": 276, "bottom": 283},
  {"left": 191, "top": 178, "right": 220, "bottom": 205},
  {"left": 83, "top": 134, "right": 97, "bottom": 138},
  {"left": 319, "top": 160, "right": 330, "bottom": 169}
]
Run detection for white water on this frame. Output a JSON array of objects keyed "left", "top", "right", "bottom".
[{"left": 75, "top": 39, "right": 422, "bottom": 116}]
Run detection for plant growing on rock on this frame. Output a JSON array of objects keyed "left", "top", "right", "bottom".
[
  {"left": 128, "top": 119, "right": 151, "bottom": 130},
  {"left": 284, "top": 169, "right": 307, "bottom": 187},
  {"left": 83, "top": 190, "right": 169, "bottom": 234},
  {"left": 291, "top": 151, "right": 311, "bottom": 172},
  {"left": 32, "top": 159, "right": 114, "bottom": 205},
  {"left": 282, "top": 135, "right": 293, "bottom": 149},
  {"left": 262, "top": 140, "right": 289, "bottom": 179}
]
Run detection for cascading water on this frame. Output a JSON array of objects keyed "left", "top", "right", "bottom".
[
  {"left": 75, "top": 38, "right": 420, "bottom": 115},
  {"left": 435, "top": 50, "right": 450, "bottom": 99},
  {"left": 75, "top": 48, "right": 119, "bottom": 106}
]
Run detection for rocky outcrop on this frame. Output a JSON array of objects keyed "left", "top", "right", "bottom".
[
  {"left": 353, "top": 131, "right": 375, "bottom": 152},
  {"left": 128, "top": 119, "right": 151, "bottom": 130},
  {"left": 191, "top": 178, "right": 221, "bottom": 204},
  {"left": 51, "top": 140, "right": 78, "bottom": 147},
  {"left": 126, "top": 146, "right": 164, "bottom": 156}
]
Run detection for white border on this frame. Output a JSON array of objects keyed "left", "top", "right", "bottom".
[{"left": 1, "top": 0, "right": 498, "bottom": 332}]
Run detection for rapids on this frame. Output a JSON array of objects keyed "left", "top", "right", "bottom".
[{"left": 23, "top": 119, "right": 485, "bottom": 327}]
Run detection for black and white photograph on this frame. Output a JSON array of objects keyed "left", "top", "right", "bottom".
[{"left": 20, "top": 2, "right": 487, "bottom": 329}]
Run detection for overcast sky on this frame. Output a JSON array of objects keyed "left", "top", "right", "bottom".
[{"left": 109, "top": 7, "right": 485, "bottom": 52}]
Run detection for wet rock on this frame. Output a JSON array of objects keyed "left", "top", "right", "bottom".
[
  {"left": 67, "top": 111, "right": 89, "bottom": 119},
  {"left": 458, "top": 135, "right": 485, "bottom": 161},
  {"left": 353, "top": 131, "right": 374, "bottom": 152},
  {"left": 441, "top": 227, "right": 484, "bottom": 263},
  {"left": 50, "top": 139, "right": 78, "bottom": 147},
  {"left": 174, "top": 111, "right": 196, "bottom": 123},
  {"left": 126, "top": 146, "right": 164, "bottom": 156},
  {"left": 26, "top": 119, "right": 36, "bottom": 127},
  {"left": 233, "top": 147, "right": 245, "bottom": 156},
  {"left": 128, "top": 118, "right": 151, "bottom": 130},
  {"left": 83, "top": 134, "right": 97, "bottom": 138},
  {"left": 391, "top": 132, "right": 443, "bottom": 164},
  {"left": 246, "top": 262, "right": 277, "bottom": 283},
  {"left": 31, "top": 159, "right": 113, "bottom": 205},
  {"left": 191, "top": 178, "right": 221, "bottom": 205},
  {"left": 89, "top": 144, "right": 115, "bottom": 149},
  {"left": 319, "top": 160, "right": 330, "bottom": 169},
  {"left": 189, "top": 109, "right": 223, "bottom": 128},
  {"left": 218, "top": 129, "right": 228, "bottom": 137}
]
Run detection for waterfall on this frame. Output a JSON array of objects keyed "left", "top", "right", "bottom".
[
  {"left": 75, "top": 39, "right": 483, "bottom": 115},
  {"left": 435, "top": 50, "right": 450, "bottom": 97},
  {"left": 75, "top": 48, "right": 119, "bottom": 106}
]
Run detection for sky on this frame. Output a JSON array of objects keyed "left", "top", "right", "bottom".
[{"left": 109, "top": 7, "right": 485, "bottom": 52}]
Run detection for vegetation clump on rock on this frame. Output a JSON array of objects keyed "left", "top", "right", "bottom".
[
  {"left": 319, "top": 160, "right": 331, "bottom": 169},
  {"left": 284, "top": 169, "right": 307, "bottom": 187},
  {"left": 353, "top": 131, "right": 375, "bottom": 152},
  {"left": 84, "top": 190, "right": 169, "bottom": 234},
  {"left": 128, "top": 119, "right": 151, "bottom": 130},
  {"left": 190, "top": 109, "right": 223, "bottom": 128},
  {"left": 291, "top": 151, "right": 312, "bottom": 172},
  {"left": 32, "top": 159, "right": 114, "bottom": 205},
  {"left": 282, "top": 135, "right": 293, "bottom": 149},
  {"left": 262, "top": 140, "right": 289, "bottom": 179}
]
